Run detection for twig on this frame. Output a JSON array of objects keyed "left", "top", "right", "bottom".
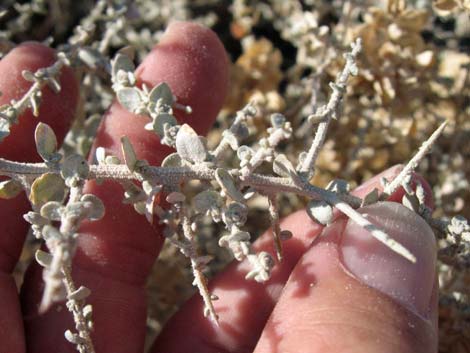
[
  {"left": 180, "top": 209, "right": 219, "bottom": 324},
  {"left": 268, "top": 194, "right": 283, "bottom": 261},
  {"left": 383, "top": 121, "right": 448, "bottom": 196},
  {"left": 0, "top": 158, "right": 363, "bottom": 208},
  {"left": 297, "top": 38, "right": 361, "bottom": 179}
]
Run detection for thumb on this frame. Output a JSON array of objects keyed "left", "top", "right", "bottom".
[{"left": 254, "top": 202, "right": 438, "bottom": 353}]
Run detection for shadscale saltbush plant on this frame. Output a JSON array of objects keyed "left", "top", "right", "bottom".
[{"left": 0, "top": 3, "right": 469, "bottom": 353}]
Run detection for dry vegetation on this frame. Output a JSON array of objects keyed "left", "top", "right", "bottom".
[{"left": 1, "top": 0, "right": 469, "bottom": 352}]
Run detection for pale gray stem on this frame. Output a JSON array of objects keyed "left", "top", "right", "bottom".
[
  {"left": 267, "top": 195, "right": 283, "bottom": 261},
  {"left": 62, "top": 267, "right": 96, "bottom": 353},
  {"left": 297, "top": 38, "right": 362, "bottom": 180},
  {"left": 0, "top": 158, "right": 363, "bottom": 208},
  {"left": 383, "top": 121, "right": 448, "bottom": 196},
  {"left": 180, "top": 210, "right": 219, "bottom": 324}
]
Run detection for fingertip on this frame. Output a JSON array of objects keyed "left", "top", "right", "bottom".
[
  {"left": 340, "top": 202, "right": 437, "bottom": 318},
  {"left": 0, "top": 42, "right": 78, "bottom": 162},
  {"left": 254, "top": 215, "right": 438, "bottom": 353},
  {"left": 0, "top": 42, "right": 78, "bottom": 353},
  {"left": 151, "top": 210, "right": 323, "bottom": 353},
  {"left": 93, "top": 21, "right": 229, "bottom": 165},
  {"left": 136, "top": 20, "right": 229, "bottom": 134}
]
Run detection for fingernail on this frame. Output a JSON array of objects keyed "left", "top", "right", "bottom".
[{"left": 340, "top": 202, "right": 436, "bottom": 317}]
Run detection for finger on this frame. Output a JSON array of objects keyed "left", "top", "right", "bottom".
[
  {"left": 0, "top": 43, "right": 78, "bottom": 353},
  {"left": 21, "top": 21, "right": 229, "bottom": 353},
  {"left": 151, "top": 165, "right": 411, "bottom": 353},
  {"left": 254, "top": 202, "right": 438, "bottom": 353}
]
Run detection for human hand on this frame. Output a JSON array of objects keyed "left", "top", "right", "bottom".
[{"left": 0, "top": 21, "right": 438, "bottom": 353}]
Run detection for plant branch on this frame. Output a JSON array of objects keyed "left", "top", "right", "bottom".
[
  {"left": 180, "top": 208, "right": 219, "bottom": 324},
  {"left": 297, "top": 38, "right": 361, "bottom": 179},
  {"left": 383, "top": 121, "right": 448, "bottom": 196},
  {"left": 0, "top": 158, "right": 363, "bottom": 208}
]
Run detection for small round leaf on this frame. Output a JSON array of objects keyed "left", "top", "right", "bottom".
[
  {"left": 117, "top": 87, "right": 142, "bottom": 113},
  {"left": 35, "top": 122, "right": 58, "bottom": 161},
  {"left": 149, "top": 82, "right": 174, "bottom": 105},
  {"left": 81, "top": 194, "right": 105, "bottom": 220},
  {"left": 112, "top": 53, "right": 135, "bottom": 77},
  {"left": 175, "top": 124, "right": 207, "bottom": 163},
  {"left": 30, "top": 173, "right": 66, "bottom": 207},
  {"left": 0, "top": 179, "right": 22, "bottom": 199}
]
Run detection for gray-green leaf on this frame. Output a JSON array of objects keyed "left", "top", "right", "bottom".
[
  {"left": 117, "top": 87, "right": 142, "bottom": 113},
  {"left": 161, "top": 153, "right": 184, "bottom": 167},
  {"left": 0, "top": 118, "right": 10, "bottom": 142},
  {"left": 61, "top": 154, "right": 89, "bottom": 187},
  {"left": 149, "top": 82, "right": 174, "bottom": 105},
  {"left": 81, "top": 194, "right": 105, "bottom": 220},
  {"left": 150, "top": 113, "right": 177, "bottom": 137},
  {"left": 40, "top": 201, "right": 64, "bottom": 221},
  {"left": 121, "top": 136, "right": 137, "bottom": 172},
  {"left": 175, "top": 124, "right": 207, "bottom": 163},
  {"left": 30, "top": 173, "right": 66, "bottom": 207},
  {"left": 273, "top": 154, "right": 298, "bottom": 179},
  {"left": 112, "top": 53, "right": 135, "bottom": 77},
  {"left": 193, "top": 190, "right": 224, "bottom": 214},
  {"left": 35, "top": 122, "right": 58, "bottom": 161},
  {"left": 215, "top": 168, "right": 244, "bottom": 202}
]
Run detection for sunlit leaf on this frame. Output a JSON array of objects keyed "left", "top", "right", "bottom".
[
  {"left": 121, "top": 136, "right": 137, "bottom": 172},
  {"left": 149, "top": 82, "right": 174, "bottom": 105},
  {"left": 35, "top": 249, "right": 53, "bottom": 268},
  {"left": 30, "top": 173, "right": 66, "bottom": 207},
  {"left": 60, "top": 154, "right": 89, "bottom": 187},
  {"left": 215, "top": 168, "right": 244, "bottom": 202},
  {"left": 35, "top": 122, "right": 58, "bottom": 161},
  {"left": 175, "top": 124, "right": 207, "bottom": 163},
  {"left": 117, "top": 87, "right": 142, "bottom": 113},
  {"left": 273, "top": 154, "right": 297, "bottom": 179},
  {"left": 0, "top": 179, "right": 22, "bottom": 199}
]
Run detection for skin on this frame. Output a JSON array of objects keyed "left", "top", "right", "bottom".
[{"left": 0, "top": 21, "right": 437, "bottom": 353}]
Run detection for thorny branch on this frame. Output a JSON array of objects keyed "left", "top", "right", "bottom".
[
  {"left": 0, "top": 20, "right": 460, "bottom": 352},
  {"left": 297, "top": 38, "right": 361, "bottom": 180}
]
